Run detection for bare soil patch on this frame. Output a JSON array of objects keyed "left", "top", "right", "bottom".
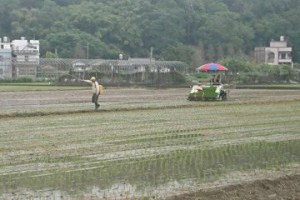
[
  {"left": 1, "top": 88, "right": 300, "bottom": 118},
  {"left": 167, "top": 174, "right": 300, "bottom": 200}
]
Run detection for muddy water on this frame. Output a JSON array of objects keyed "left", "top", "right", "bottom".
[
  {"left": 0, "top": 140, "right": 299, "bottom": 199},
  {"left": 1, "top": 89, "right": 300, "bottom": 199}
]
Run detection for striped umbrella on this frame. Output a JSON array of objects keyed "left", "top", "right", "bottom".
[{"left": 197, "top": 63, "right": 228, "bottom": 72}]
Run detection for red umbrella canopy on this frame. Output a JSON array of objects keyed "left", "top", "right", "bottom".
[{"left": 198, "top": 63, "right": 228, "bottom": 72}]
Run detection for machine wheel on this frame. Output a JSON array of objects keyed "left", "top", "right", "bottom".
[{"left": 221, "top": 92, "right": 227, "bottom": 101}]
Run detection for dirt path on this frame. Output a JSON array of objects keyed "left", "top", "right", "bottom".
[
  {"left": 1, "top": 88, "right": 300, "bottom": 117},
  {"left": 167, "top": 174, "right": 300, "bottom": 200},
  {"left": 1, "top": 88, "right": 300, "bottom": 109}
]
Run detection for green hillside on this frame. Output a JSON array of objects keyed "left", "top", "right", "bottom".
[{"left": 1, "top": 0, "right": 299, "bottom": 65}]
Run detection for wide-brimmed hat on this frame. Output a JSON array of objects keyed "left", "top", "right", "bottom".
[{"left": 90, "top": 77, "right": 96, "bottom": 81}]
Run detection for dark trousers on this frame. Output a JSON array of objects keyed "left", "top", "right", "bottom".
[{"left": 92, "top": 93, "right": 100, "bottom": 107}]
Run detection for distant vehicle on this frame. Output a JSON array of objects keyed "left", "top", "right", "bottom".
[
  {"left": 188, "top": 83, "right": 228, "bottom": 101},
  {"left": 188, "top": 62, "right": 228, "bottom": 101}
]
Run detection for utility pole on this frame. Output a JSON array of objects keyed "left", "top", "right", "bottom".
[
  {"left": 55, "top": 48, "right": 58, "bottom": 77},
  {"left": 87, "top": 42, "right": 89, "bottom": 59},
  {"left": 150, "top": 47, "right": 153, "bottom": 63},
  {"left": 150, "top": 47, "right": 153, "bottom": 71}
]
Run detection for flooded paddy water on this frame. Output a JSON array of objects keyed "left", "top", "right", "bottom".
[{"left": 0, "top": 88, "right": 300, "bottom": 199}]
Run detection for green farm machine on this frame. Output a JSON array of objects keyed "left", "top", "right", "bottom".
[{"left": 188, "top": 62, "right": 228, "bottom": 101}]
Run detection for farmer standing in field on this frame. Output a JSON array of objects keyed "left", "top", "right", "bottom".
[{"left": 81, "top": 77, "right": 100, "bottom": 110}]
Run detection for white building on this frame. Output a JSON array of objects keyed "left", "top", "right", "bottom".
[
  {"left": 0, "top": 37, "right": 13, "bottom": 78},
  {"left": 0, "top": 36, "right": 40, "bottom": 78},
  {"left": 11, "top": 37, "right": 39, "bottom": 62},
  {"left": 11, "top": 37, "right": 40, "bottom": 77},
  {"left": 254, "top": 36, "right": 292, "bottom": 65}
]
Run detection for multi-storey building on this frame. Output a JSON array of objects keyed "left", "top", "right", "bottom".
[
  {"left": 11, "top": 37, "right": 40, "bottom": 77},
  {"left": 0, "top": 37, "right": 13, "bottom": 78},
  {"left": 254, "top": 36, "right": 292, "bottom": 65},
  {"left": 0, "top": 36, "right": 40, "bottom": 78}
]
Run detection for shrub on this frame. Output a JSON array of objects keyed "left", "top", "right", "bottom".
[{"left": 0, "top": 77, "right": 33, "bottom": 83}]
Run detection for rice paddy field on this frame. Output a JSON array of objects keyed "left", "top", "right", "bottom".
[{"left": 0, "top": 87, "right": 300, "bottom": 199}]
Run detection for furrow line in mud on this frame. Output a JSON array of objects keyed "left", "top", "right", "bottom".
[{"left": 1, "top": 98, "right": 300, "bottom": 119}]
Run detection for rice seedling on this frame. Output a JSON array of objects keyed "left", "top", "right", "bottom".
[{"left": 0, "top": 98, "right": 300, "bottom": 199}]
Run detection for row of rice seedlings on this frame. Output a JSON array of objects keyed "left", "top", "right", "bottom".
[
  {"left": 1, "top": 135, "right": 299, "bottom": 198},
  {"left": 64, "top": 140, "right": 300, "bottom": 198},
  {"left": 1, "top": 102, "right": 300, "bottom": 198}
]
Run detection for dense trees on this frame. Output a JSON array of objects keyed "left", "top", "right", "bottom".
[{"left": 0, "top": 0, "right": 299, "bottom": 66}]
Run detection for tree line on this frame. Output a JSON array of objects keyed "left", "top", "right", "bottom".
[{"left": 1, "top": 0, "right": 299, "bottom": 68}]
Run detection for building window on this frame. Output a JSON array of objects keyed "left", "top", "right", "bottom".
[
  {"left": 267, "top": 52, "right": 275, "bottom": 63},
  {"left": 0, "top": 55, "right": 3, "bottom": 61},
  {"left": 280, "top": 53, "right": 286, "bottom": 59},
  {"left": 0, "top": 68, "right": 3, "bottom": 75},
  {"left": 25, "top": 55, "right": 29, "bottom": 62},
  {"left": 1, "top": 45, "right": 4, "bottom": 49}
]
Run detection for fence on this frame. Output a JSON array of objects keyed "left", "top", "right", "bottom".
[{"left": 0, "top": 58, "right": 189, "bottom": 86}]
